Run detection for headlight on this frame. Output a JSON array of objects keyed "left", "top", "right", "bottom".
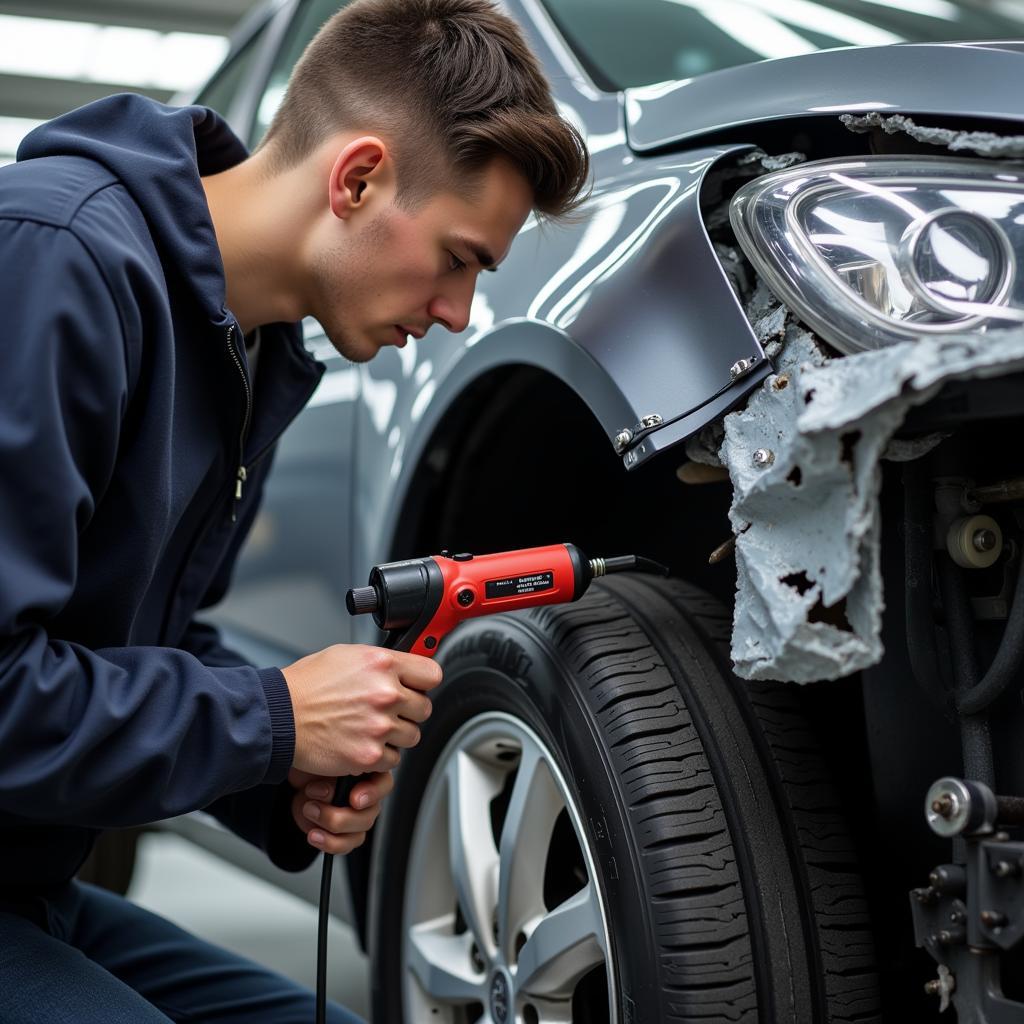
[{"left": 729, "top": 156, "right": 1024, "bottom": 354}]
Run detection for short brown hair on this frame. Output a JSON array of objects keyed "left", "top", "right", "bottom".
[{"left": 258, "top": 0, "right": 589, "bottom": 218}]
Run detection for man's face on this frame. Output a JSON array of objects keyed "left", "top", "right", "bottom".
[{"left": 309, "top": 157, "right": 534, "bottom": 363}]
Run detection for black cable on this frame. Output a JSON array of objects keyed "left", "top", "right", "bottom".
[
  {"left": 936, "top": 555, "right": 995, "bottom": 788},
  {"left": 902, "top": 462, "right": 954, "bottom": 713},
  {"left": 315, "top": 776, "right": 357, "bottom": 1024},
  {"left": 955, "top": 547, "right": 1024, "bottom": 715},
  {"left": 315, "top": 850, "right": 334, "bottom": 1024}
]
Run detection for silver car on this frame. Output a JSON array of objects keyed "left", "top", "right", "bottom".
[{"left": 105, "top": 2, "right": 1024, "bottom": 1021}]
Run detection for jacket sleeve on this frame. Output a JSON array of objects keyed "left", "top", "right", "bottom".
[{"left": 0, "top": 218, "right": 294, "bottom": 829}]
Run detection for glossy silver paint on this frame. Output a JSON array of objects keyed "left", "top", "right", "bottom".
[
  {"left": 188, "top": 0, "right": 1024, "bottom": 938},
  {"left": 350, "top": 140, "right": 772, "bottom": 590},
  {"left": 626, "top": 42, "right": 1024, "bottom": 153}
]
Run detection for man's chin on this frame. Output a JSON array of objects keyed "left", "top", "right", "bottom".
[{"left": 324, "top": 330, "right": 381, "bottom": 364}]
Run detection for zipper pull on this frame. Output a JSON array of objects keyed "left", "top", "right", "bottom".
[{"left": 231, "top": 465, "right": 248, "bottom": 523}]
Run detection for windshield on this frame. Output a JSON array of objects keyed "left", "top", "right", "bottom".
[{"left": 541, "top": 0, "right": 1024, "bottom": 91}]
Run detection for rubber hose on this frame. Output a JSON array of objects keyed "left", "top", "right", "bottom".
[
  {"left": 936, "top": 556, "right": 994, "bottom": 788},
  {"left": 955, "top": 548, "right": 1024, "bottom": 716},
  {"left": 902, "top": 462, "right": 953, "bottom": 713}
]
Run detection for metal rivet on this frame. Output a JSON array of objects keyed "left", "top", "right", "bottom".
[
  {"left": 730, "top": 356, "right": 758, "bottom": 380},
  {"left": 614, "top": 428, "right": 633, "bottom": 451},
  {"left": 752, "top": 448, "right": 775, "bottom": 468},
  {"left": 640, "top": 413, "right": 663, "bottom": 429}
]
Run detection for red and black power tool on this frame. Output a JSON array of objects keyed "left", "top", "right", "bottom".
[
  {"left": 345, "top": 542, "right": 667, "bottom": 654},
  {"left": 314, "top": 542, "right": 666, "bottom": 1023}
]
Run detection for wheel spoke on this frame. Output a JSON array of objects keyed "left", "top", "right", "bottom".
[
  {"left": 447, "top": 750, "right": 502, "bottom": 956},
  {"left": 497, "top": 743, "right": 563, "bottom": 954},
  {"left": 407, "top": 918, "right": 484, "bottom": 1005},
  {"left": 514, "top": 884, "right": 607, "bottom": 999}
]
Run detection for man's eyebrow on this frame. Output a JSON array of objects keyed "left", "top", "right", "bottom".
[{"left": 452, "top": 235, "right": 498, "bottom": 270}]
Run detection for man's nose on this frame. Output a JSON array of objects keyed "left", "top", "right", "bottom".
[{"left": 428, "top": 288, "right": 473, "bottom": 335}]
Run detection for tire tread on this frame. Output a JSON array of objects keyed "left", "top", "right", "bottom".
[{"left": 529, "top": 576, "right": 880, "bottom": 1023}]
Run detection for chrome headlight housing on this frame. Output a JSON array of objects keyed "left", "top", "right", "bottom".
[{"left": 730, "top": 156, "right": 1024, "bottom": 354}]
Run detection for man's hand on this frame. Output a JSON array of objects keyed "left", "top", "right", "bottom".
[
  {"left": 282, "top": 644, "right": 441, "bottom": 777},
  {"left": 288, "top": 769, "right": 394, "bottom": 854}
]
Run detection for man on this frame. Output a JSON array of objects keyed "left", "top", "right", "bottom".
[{"left": 0, "top": 0, "right": 589, "bottom": 1020}]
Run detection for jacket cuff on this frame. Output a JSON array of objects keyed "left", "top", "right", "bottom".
[{"left": 259, "top": 667, "right": 295, "bottom": 783}]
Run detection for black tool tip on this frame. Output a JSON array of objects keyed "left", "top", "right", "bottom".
[{"left": 346, "top": 586, "right": 379, "bottom": 616}]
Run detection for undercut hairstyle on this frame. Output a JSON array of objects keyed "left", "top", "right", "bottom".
[{"left": 258, "top": 0, "right": 590, "bottom": 218}]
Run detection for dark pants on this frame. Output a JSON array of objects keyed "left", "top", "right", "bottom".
[{"left": 0, "top": 881, "right": 363, "bottom": 1023}]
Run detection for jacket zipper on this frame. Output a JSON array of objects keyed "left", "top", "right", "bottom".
[
  {"left": 156, "top": 325, "right": 323, "bottom": 645},
  {"left": 225, "top": 323, "right": 252, "bottom": 521}
]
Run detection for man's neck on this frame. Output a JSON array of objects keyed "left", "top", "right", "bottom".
[{"left": 201, "top": 154, "right": 313, "bottom": 332}]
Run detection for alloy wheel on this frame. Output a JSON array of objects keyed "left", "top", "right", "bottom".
[{"left": 401, "top": 712, "right": 616, "bottom": 1024}]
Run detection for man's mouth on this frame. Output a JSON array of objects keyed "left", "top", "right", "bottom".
[{"left": 393, "top": 325, "right": 426, "bottom": 346}]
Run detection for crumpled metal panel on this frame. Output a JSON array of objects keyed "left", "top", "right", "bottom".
[
  {"left": 721, "top": 325, "right": 1024, "bottom": 682},
  {"left": 841, "top": 112, "right": 1024, "bottom": 158}
]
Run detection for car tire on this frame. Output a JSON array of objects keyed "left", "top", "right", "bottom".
[{"left": 368, "top": 574, "right": 880, "bottom": 1023}]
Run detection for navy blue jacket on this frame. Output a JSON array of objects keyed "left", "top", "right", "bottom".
[{"left": 0, "top": 94, "right": 325, "bottom": 894}]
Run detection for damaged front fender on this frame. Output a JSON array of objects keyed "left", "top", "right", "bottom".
[{"left": 722, "top": 323, "right": 1024, "bottom": 682}]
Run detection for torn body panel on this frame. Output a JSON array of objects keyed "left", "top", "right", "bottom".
[
  {"left": 841, "top": 112, "right": 1024, "bottom": 159},
  {"left": 722, "top": 324, "right": 1024, "bottom": 682}
]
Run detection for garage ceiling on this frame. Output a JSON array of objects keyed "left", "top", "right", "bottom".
[{"left": 0, "top": 0, "right": 262, "bottom": 161}]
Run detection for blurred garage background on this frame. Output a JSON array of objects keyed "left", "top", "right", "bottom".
[{"left": 0, "top": 0, "right": 368, "bottom": 1015}]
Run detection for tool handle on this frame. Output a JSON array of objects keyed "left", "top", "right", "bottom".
[
  {"left": 328, "top": 621, "right": 420, "bottom": 810},
  {"left": 330, "top": 776, "right": 359, "bottom": 809}
]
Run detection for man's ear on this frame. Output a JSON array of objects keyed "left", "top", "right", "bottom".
[{"left": 327, "top": 137, "right": 391, "bottom": 220}]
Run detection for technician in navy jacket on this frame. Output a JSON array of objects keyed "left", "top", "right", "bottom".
[{"left": 0, "top": 0, "right": 588, "bottom": 1020}]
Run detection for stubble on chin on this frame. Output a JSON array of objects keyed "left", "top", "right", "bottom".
[
  {"left": 311, "top": 214, "right": 391, "bottom": 364},
  {"left": 321, "top": 317, "right": 374, "bottom": 363}
]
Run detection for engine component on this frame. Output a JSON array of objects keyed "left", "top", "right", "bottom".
[
  {"left": 947, "top": 514, "right": 1004, "bottom": 569},
  {"left": 925, "top": 777, "right": 998, "bottom": 838}
]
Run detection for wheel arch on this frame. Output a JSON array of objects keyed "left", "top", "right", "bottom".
[{"left": 381, "top": 329, "right": 739, "bottom": 609}]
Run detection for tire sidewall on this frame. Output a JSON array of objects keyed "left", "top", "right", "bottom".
[{"left": 369, "top": 614, "right": 656, "bottom": 1023}]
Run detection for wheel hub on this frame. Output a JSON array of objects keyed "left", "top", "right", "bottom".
[
  {"left": 489, "top": 968, "right": 512, "bottom": 1024},
  {"left": 401, "top": 712, "right": 615, "bottom": 1023}
]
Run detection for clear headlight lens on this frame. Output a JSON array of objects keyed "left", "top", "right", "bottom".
[{"left": 729, "top": 156, "right": 1024, "bottom": 354}]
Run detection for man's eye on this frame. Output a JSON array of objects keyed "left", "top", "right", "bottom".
[{"left": 448, "top": 252, "right": 467, "bottom": 272}]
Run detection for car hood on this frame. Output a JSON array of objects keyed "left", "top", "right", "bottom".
[{"left": 624, "top": 42, "right": 1024, "bottom": 153}]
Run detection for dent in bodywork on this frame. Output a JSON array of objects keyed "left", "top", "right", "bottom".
[
  {"left": 722, "top": 323, "right": 1024, "bottom": 682},
  {"left": 841, "top": 112, "right": 1024, "bottom": 158}
]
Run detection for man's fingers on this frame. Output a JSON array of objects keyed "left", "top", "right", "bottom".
[
  {"left": 307, "top": 829, "right": 369, "bottom": 856},
  {"left": 303, "top": 778, "right": 335, "bottom": 802},
  {"left": 371, "top": 746, "right": 401, "bottom": 773},
  {"left": 348, "top": 771, "right": 393, "bottom": 809},
  {"left": 396, "top": 690, "right": 433, "bottom": 725},
  {"left": 392, "top": 650, "right": 443, "bottom": 692},
  {"left": 385, "top": 718, "right": 422, "bottom": 750},
  {"left": 303, "top": 801, "right": 380, "bottom": 835}
]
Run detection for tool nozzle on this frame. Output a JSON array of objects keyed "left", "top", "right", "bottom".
[
  {"left": 589, "top": 555, "right": 669, "bottom": 578},
  {"left": 346, "top": 586, "right": 380, "bottom": 616}
]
